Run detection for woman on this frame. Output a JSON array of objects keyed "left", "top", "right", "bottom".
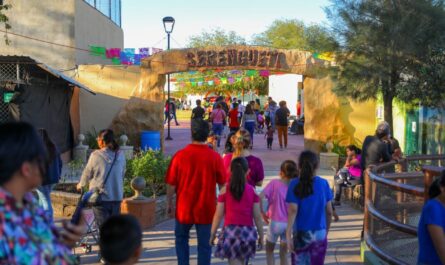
[
  {"left": 36, "top": 128, "right": 63, "bottom": 221},
  {"left": 241, "top": 104, "right": 257, "bottom": 149},
  {"left": 0, "top": 122, "right": 85, "bottom": 264},
  {"left": 286, "top": 150, "right": 333, "bottom": 265},
  {"left": 223, "top": 129, "right": 264, "bottom": 187},
  {"left": 77, "top": 129, "right": 126, "bottom": 227},
  {"left": 210, "top": 103, "right": 227, "bottom": 148},
  {"left": 333, "top": 145, "right": 362, "bottom": 206},
  {"left": 417, "top": 171, "right": 445, "bottom": 265}
]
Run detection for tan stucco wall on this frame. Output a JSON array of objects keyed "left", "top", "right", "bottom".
[
  {"left": 75, "top": 65, "right": 140, "bottom": 135},
  {"left": 303, "top": 77, "right": 376, "bottom": 152},
  {"left": 1, "top": 0, "right": 123, "bottom": 69}
]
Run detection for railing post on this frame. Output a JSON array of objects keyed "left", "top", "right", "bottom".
[{"left": 364, "top": 168, "right": 372, "bottom": 237}]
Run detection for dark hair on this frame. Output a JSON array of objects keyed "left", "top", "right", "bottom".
[
  {"left": 245, "top": 104, "right": 254, "bottom": 114},
  {"left": 281, "top": 160, "right": 297, "bottom": 179},
  {"left": 224, "top": 131, "right": 236, "bottom": 154},
  {"left": 191, "top": 119, "right": 209, "bottom": 142},
  {"left": 256, "top": 98, "right": 260, "bottom": 104},
  {"left": 346, "top": 144, "right": 361, "bottom": 155},
  {"left": 294, "top": 150, "right": 319, "bottom": 199},
  {"left": 230, "top": 157, "right": 249, "bottom": 201},
  {"left": 196, "top": 99, "right": 201, "bottom": 105},
  {"left": 38, "top": 128, "right": 57, "bottom": 161},
  {"left": 279, "top": 100, "right": 286, "bottom": 107},
  {"left": 0, "top": 122, "right": 47, "bottom": 185},
  {"left": 260, "top": 111, "right": 264, "bottom": 115},
  {"left": 99, "top": 129, "right": 119, "bottom": 151},
  {"left": 232, "top": 102, "right": 238, "bottom": 108},
  {"left": 238, "top": 99, "right": 241, "bottom": 104},
  {"left": 428, "top": 171, "right": 445, "bottom": 199},
  {"left": 216, "top": 103, "right": 222, "bottom": 109},
  {"left": 100, "top": 214, "right": 142, "bottom": 264}
]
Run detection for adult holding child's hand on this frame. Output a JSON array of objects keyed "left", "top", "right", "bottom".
[{"left": 0, "top": 122, "right": 85, "bottom": 265}]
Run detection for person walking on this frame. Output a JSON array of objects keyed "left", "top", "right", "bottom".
[
  {"left": 223, "top": 129, "right": 264, "bottom": 187},
  {"left": 260, "top": 160, "right": 297, "bottom": 265},
  {"left": 228, "top": 102, "right": 240, "bottom": 132},
  {"left": 210, "top": 103, "right": 227, "bottom": 148},
  {"left": 170, "top": 100, "right": 180, "bottom": 126},
  {"left": 164, "top": 100, "right": 171, "bottom": 124},
  {"left": 265, "top": 125, "right": 274, "bottom": 150},
  {"left": 275, "top": 101, "right": 290, "bottom": 149},
  {"left": 211, "top": 157, "right": 264, "bottom": 265},
  {"left": 0, "top": 122, "right": 85, "bottom": 264},
  {"left": 166, "top": 119, "right": 226, "bottom": 265},
  {"left": 191, "top": 99, "right": 206, "bottom": 120},
  {"left": 266, "top": 97, "right": 278, "bottom": 129},
  {"left": 77, "top": 129, "right": 126, "bottom": 227},
  {"left": 36, "top": 128, "right": 62, "bottom": 222},
  {"left": 286, "top": 150, "right": 333, "bottom": 265},
  {"left": 241, "top": 104, "right": 257, "bottom": 149}
]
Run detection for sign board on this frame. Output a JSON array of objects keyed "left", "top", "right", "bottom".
[{"left": 3, "top": 93, "right": 13, "bottom": 103}]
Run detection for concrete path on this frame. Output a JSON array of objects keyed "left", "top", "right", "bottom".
[{"left": 79, "top": 121, "right": 363, "bottom": 264}]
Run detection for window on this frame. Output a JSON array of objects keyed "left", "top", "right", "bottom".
[{"left": 83, "top": 0, "right": 121, "bottom": 27}]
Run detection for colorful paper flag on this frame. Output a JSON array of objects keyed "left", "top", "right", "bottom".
[
  {"left": 139, "top": 47, "right": 150, "bottom": 58},
  {"left": 260, "top": 70, "right": 270, "bottom": 77},
  {"left": 106, "top": 48, "right": 121, "bottom": 58},
  {"left": 89, "top": 46, "right": 106, "bottom": 58},
  {"left": 152, "top": 48, "right": 163, "bottom": 54},
  {"left": 111, "top": 58, "right": 121, "bottom": 65}
]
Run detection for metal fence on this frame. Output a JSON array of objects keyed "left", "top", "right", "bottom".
[{"left": 364, "top": 155, "right": 445, "bottom": 264}]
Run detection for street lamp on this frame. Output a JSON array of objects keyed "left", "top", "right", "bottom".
[{"left": 163, "top": 16, "right": 175, "bottom": 140}]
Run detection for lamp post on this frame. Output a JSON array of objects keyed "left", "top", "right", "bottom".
[{"left": 163, "top": 16, "right": 175, "bottom": 140}]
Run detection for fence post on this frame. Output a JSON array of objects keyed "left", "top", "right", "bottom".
[{"left": 364, "top": 168, "right": 372, "bottom": 237}]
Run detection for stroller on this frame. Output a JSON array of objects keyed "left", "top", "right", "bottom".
[{"left": 71, "top": 191, "right": 101, "bottom": 258}]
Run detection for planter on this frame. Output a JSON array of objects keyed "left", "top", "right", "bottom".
[{"left": 121, "top": 198, "right": 156, "bottom": 229}]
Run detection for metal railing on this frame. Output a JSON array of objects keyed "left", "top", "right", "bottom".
[{"left": 363, "top": 155, "right": 445, "bottom": 264}]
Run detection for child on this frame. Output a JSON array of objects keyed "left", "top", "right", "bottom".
[
  {"left": 211, "top": 157, "right": 264, "bottom": 264},
  {"left": 207, "top": 132, "right": 217, "bottom": 151},
  {"left": 260, "top": 160, "right": 297, "bottom": 265},
  {"left": 265, "top": 126, "right": 274, "bottom": 149},
  {"left": 99, "top": 214, "right": 142, "bottom": 265},
  {"left": 257, "top": 111, "right": 265, "bottom": 133}
]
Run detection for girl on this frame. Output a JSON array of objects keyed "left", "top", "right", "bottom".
[
  {"left": 417, "top": 171, "right": 445, "bottom": 265},
  {"left": 211, "top": 157, "right": 264, "bottom": 265},
  {"left": 241, "top": 104, "right": 257, "bottom": 149},
  {"left": 223, "top": 129, "right": 264, "bottom": 187},
  {"left": 333, "top": 145, "right": 362, "bottom": 206},
  {"left": 260, "top": 160, "right": 297, "bottom": 265},
  {"left": 286, "top": 150, "right": 333, "bottom": 265},
  {"left": 210, "top": 103, "right": 227, "bottom": 148}
]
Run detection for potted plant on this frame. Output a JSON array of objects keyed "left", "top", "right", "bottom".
[{"left": 121, "top": 150, "right": 171, "bottom": 228}]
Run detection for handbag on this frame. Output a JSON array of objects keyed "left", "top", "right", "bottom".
[
  {"left": 85, "top": 152, "right": 117, "bottom": 206},
  {"left": 334, "top": 168, "right": 351, "bottom": 185}
]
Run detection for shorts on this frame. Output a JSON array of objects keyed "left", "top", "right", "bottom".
[{"left": 266, "top": 221, "right": 287, "bottom": 244}]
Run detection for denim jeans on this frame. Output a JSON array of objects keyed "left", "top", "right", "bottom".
[
  {"left": 175, "top": 220, "right": 212, "bottom": 265},
  {"left": 36, "top": 184, "right": 54, "bottom": 222},
  {"left": 212, "top": 123, "right": 224, "bottom": 147},
  {"left": 93, "top": 201, "right": 121, "bottom": 228},
  {"left": 244, "top": 121, "right": 255, "bottom": 145}
]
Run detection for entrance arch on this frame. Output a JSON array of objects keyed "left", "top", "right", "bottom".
[{"left": 110, "top": 45, "right": 375, "bottom": 151}]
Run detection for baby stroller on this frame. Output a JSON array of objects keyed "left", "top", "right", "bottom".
[{"left": 71, "top": 191, "right": 101, "bottom": 259}]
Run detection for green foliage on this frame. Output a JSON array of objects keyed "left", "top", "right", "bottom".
[
  {"left": 124, "top": 150, "right": 171, "bottom": 198},
  {"left": 0, "top": 3, "right": 11, "bottom": 45},
  {"left": 84, "top": 127, "right": 99, "bottom": 150},
  {"left": 187, "top": 28, "right": 246, "bottom": 48},
  {"left": 252, "top": 19, "right": 338, "bottom": 52}
]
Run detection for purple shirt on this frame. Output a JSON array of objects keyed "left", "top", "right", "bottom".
[
  {"left": 223, "top": 153, "right": 264, "bottom": 187},
  {"left": 262, "top": 179, "right": 289, "bottom": 222},
  {"left": 348, "top": 155, "right": 362, "bottom": 178},
  {"left": 211, "top": 109, "right": 226, "bottom": 124}
]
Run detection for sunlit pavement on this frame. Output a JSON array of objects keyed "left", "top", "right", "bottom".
[{"left": 80, "top": 120, "right": 363, "bottom": 264}]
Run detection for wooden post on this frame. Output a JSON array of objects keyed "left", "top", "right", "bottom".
[{"left": 364, "top": 168, "right": 372, "bottom": 236}]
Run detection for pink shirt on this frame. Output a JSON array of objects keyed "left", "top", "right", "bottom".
[
  {"left": 218, "top": 184, "right": 259, "bottom": 226},
  {"left": 262, "top": 179, "right": 289, "bottom": 222},
  {"left": 348, "top": 155, "right": 362, "bottom": 178},
  {"left": 211, "top": 109, "right": 226, "bottom": 124}
]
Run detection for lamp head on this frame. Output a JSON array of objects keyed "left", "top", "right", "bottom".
[{"left": 163, "top": 16, "right": 175, "bottom": 34}]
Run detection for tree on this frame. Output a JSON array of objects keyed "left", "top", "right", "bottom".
[
  {"left": 326, "top": 0, "right": 445, "bottom": 132},
  {"left": 187, "top": 28, "right": 246, "bottom": 48},
  {"left": 252, "top": 19, "right": 338, "bottom": 52},
  {"left": 0, "top": 2, "right": 11, "bottom": 44}
]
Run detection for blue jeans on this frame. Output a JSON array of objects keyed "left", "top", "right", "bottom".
[
  {"left": 212, "top": 123, "right": 224, "bottom": 147},
  {"left": 36, "top": 185, "right": 54, "bottom": 222},
  {"left": 245, "top": 121, "right": 255, "bottom": 145},
  {"left": 175, "top": 220, "right": 212, "bottom": 265},
  {"left": 93, "top": 201, "right": 121, "bottom": 228}
]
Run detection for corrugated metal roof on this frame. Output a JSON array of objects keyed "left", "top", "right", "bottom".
[{"left": 0, "top": 56, "right": 96, "bottom": 95}]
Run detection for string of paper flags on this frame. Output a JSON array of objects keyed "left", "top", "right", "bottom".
[{"left": 89, "top": 46, "right": 164, "bottom": 65}]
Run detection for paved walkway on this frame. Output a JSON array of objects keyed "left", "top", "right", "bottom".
[{"left": 80, "top": 121, "right": 363, "bottom": 264}]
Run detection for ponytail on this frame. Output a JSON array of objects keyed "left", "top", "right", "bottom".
[
  {"left": 281, "top": 160, "right": 297, "bottom": 179},
  {"left": 294, "top": 150, "right": 318, "bottom": 199},
  {"left": 428, "top": 171, "right": 445, "bottom": 199},
  {"left": 229, "top": 157, "right": 248, "bottom": 201},
  {"left": 99, "top": 129, "right": 119, "bottom": 152}
]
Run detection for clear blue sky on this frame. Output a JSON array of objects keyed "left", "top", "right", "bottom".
[{"left": 122, "top": 0, "right": 330, "bottom": 49}]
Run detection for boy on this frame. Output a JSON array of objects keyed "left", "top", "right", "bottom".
[
  {"left": 99, "top": 215, "right": 143, "bottom": 265},
  {"left": 265, "top": 125, "right": 274, "bottom": 149}
]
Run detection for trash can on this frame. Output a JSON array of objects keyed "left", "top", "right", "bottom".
[{"left": 140, "top": 131, "right": 161, "bottom": 151}]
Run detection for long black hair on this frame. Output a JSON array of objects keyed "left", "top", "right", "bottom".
[
  {"left": 429, "top": 171, "right": 445, "bottom": 199},
  {"left": 294, "top": 150, "right": 319, "bottom": 199},
  {"left": 0, "top": 122, "right": 47, "bottom": 185},
  {"left": 224, "top": 131, "right": 236, "bottom": 154},
  {"left": 230, "top": 157, "right": 249, "bottom": 201},
  {"left": 99, "top": 129, "right": 119, "bottom": 152},
  {"left": 346, "top": 144, "right": 361, "bottom": 155}
]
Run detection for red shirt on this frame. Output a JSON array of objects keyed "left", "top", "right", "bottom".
[
  {"left": 218, "top": 184, "right": 259, "bottom": 226},
  {"left": 165, "top": 144, "right": 226, "bottom": 224},
  {"left": 228, "top": 109, "right": 240, "bottom": 128}
]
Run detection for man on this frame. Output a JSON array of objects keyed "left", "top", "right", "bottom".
[
  {"left": 170, "top": 100, "right": 180, "bottom": 126},
  {"left": 166, "top": 119, "right": 226, "bottom": 265},
  {"left": 191, "top": 99, "right": 205, "bottom": 120},
  {"left": 228, "top": 102, "right": 240, "bottom": 132},
  {"left": 266, "top": 97, "right": 278, "bottom": 129},
  {"left": 361, "top": 121, "right": 392, "bottom": 173},
  {"left": 275, "top": 100, "right": 290, "bottom": 149},
  {"left": 237, "top": 99, "right": 245, "bottom": 118}
]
